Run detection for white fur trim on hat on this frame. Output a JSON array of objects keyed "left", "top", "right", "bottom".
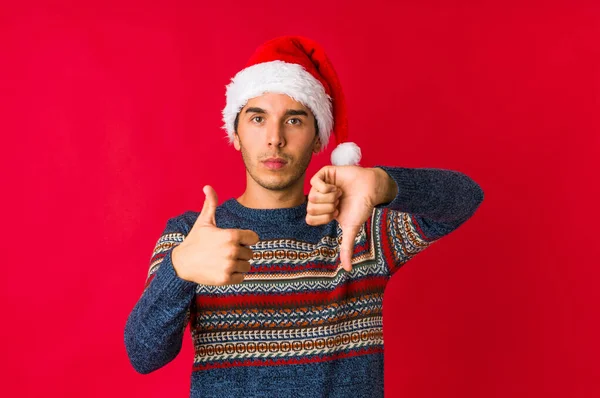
[{"left": 222, "top": 60, "right": 333, "bottom": 150}]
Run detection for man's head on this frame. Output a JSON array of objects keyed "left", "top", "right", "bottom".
[
  {"left": 222, "top": 36, "right": 362, "bottom": 169},
  {"left": 233, "top": 93, "right": 321, "bottom": 191}
]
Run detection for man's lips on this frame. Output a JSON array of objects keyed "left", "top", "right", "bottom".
[{"left": 262, "top": 158, "right": 287, "bottom": 170}]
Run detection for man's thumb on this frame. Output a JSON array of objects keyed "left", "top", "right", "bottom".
[
  {"left": 339, "top": 224, "right": 359, "bottom": 272},
  {"left": 198, "top": 185, "right": 218, "bottom": 226}
]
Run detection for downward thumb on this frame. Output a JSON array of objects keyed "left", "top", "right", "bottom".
[
  {"left": 340, "top": 225, "right": 360, "bottom": 272},
  {"left": 199, "top": 185, "right": 218, "bottom": 225}
]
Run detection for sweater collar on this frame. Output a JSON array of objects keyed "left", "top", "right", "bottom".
[{"left": 222, "top": 197, "right": 308, "bottom": 223}]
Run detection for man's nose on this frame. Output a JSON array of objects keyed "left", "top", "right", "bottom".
[{"left": 266, "top": 122, "right": 285, "bottom": 148}]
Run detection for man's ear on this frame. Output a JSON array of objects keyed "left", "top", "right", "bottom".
[
  {"left": 313, "top": 134, "right": 322, "bottom": 153},
  {"left": 233, "top": 132, "right": 241, "bottom": 151}
]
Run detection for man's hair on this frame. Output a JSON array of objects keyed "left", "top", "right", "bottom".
[{"left": 234, "top": 112, "right": 320, "bottom": 137}]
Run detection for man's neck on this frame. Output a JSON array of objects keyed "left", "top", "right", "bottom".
[{"left": 237, "top": 181, "right": 307, "bottom": 209}]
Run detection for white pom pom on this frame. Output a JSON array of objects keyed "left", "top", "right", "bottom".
[{"left": 331, "top": 142, "right": 362, "bottom": 166}]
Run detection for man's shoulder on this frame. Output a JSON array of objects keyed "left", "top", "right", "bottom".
[
  {"left": 166, "top": 200, "right": 233, "bottom": 232},
  {"left": 169, "top": 210, "right": 200, "bottom": 229},
  {"left": 156, "top": 211, "right": 195, "bottom": 236}
]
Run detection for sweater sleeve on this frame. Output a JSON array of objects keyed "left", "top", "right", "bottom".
[
  {"left": 124, "top": 216, "right": 197, "bottom": 374},
  {"left": 372, "top": 166, "right": 484, "bottom": 276}
]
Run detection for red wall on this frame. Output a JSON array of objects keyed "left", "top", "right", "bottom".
[{"left": 1, "top": 1, "right": 598, "bottom": 397}]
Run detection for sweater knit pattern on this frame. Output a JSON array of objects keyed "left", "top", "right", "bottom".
[
  {"left": 146, "top": 206, "right": 432, "bottom": 372},
  {"left": 125, "top": 166, "right": 484, "bottom": 397}
]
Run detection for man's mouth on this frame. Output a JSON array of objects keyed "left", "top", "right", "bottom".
[{"left": 262, "top": 157, "right": 288, "bottom": 170}]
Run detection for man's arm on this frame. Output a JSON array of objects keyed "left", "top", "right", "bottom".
[
  {"left": 371, "top": 166, "right": 484, "bottom": 276},
  {"left": 124, "top": 217, "right": 196, "bottom": 374}
]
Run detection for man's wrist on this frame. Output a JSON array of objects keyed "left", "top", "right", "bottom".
[
  {"left": 171, "top": 246, "right": 188, "bottom": 281},
  {"left": 372, "top": 167, "right": 398, "bottom": 206}
]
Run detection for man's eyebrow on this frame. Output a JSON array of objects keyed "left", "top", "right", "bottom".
[
  {"left": 245, "top": 107, "right": 266, "bottom": 114},
  {"left": 244, "top": 108, "right": 308, "bottom": 116},
  {"left": 284, "top": 109, "right": 309, "bottom": 117}
]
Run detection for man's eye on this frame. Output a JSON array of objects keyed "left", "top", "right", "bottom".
[
  {"left": 287, "top": 118, "right": 301, "bottom": 125},
  {"left": 252, "top": 116, "right": 264, "bottom": 123}
]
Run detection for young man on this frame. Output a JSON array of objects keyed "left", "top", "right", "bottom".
[{"left": 125, "top": 36, "right": 484, "bottom": 397}]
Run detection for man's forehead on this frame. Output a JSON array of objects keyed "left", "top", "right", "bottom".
[{"left": 243, "top": 93, "right": 312, "bottom": 114}]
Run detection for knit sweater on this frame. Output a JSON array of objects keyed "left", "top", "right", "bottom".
[{"left": 124, "top": 166, "right": 484, "bottom": 398}]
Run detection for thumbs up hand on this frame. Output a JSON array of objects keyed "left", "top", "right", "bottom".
[
  {"left": 306, "top": 166, "right": 397, "bottom": 273},
  {"left": 172, "top": 185, "right": 260, "bottom": 285}
]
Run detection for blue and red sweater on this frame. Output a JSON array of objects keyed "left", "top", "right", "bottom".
[{"left": 124, "top": 166, "right": 484, "bottom": 398}]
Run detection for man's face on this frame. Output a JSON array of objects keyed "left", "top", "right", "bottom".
[{"left": 233, "top": 93, "right": 321, "bottom": 191}]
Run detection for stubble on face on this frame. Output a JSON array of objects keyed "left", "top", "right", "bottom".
[{"left": 237, "top": 137, "right": 314, "bottom": 191}]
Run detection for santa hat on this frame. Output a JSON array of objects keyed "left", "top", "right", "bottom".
[{"left": 222, "top": 36, "right": 361, "bottom": 166}]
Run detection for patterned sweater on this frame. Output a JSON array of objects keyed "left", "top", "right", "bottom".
[{"left": 124, "top": 166, "right": 484, "bottom": 398}]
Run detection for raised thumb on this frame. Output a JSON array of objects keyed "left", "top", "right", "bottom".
[
  {"left": 339, "top": 224, "right": 360, "bottom": 273},
  {"left": 198, "top": 185, "right": 218, "bottom": 226}
]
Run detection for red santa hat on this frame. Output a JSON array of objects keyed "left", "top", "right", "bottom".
[{"left": 222, "top": 36, "right": 361, "bottom": 166}]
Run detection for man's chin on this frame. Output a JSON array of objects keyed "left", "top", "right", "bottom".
[
  {"left": 252, "top": 174, "right": 295, "bottom": 190},
  {"left": 247, "top": 163, "right": 307, "bottom": 191},
  {"left": 258, "top": 180, "right": 294, "bottom": 191}
]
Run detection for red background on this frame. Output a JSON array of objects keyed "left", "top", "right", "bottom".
[{"left": 1, "top": 1, "right": 598, "bottom": 397}]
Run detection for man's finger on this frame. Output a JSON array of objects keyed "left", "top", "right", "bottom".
[
  {"left": 306, "top": 211, "right": 339, "bottom": 226},
  {"left": 310, "top": 166, "right": 337, "bottom": 193},
  {"left": 228, "top": 272, "right": 246, "bottom": 285},
  {"left": 234, "top": 246, "right": 254, "bottom": 261},
  {"left": 307, "top": 202, "right": 338, "bottom": 216},
  {"left": 339, "top": 224, "right": 360, "bottom": 272},
  {"left": 196, "top": 185, "right": 218, "bottom": 227},
  {"left": 232, "top": 260, "right": 252, "bottom": 274},
  {"left": 232, "top": 229, "right": 260, "bottom": 246},
  {"left": 323, "top": 165, "right": 336, "bottom": 186},
  {"left": 308, "top": 188, "right": 341, "bottom": 204}
]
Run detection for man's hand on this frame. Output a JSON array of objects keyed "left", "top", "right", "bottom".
[
  {"left": 306, "top": 166, "right": 397, "bottom": 272},
  {"left": 172, "top": 185, "right": 260, "bottom": 285}
]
